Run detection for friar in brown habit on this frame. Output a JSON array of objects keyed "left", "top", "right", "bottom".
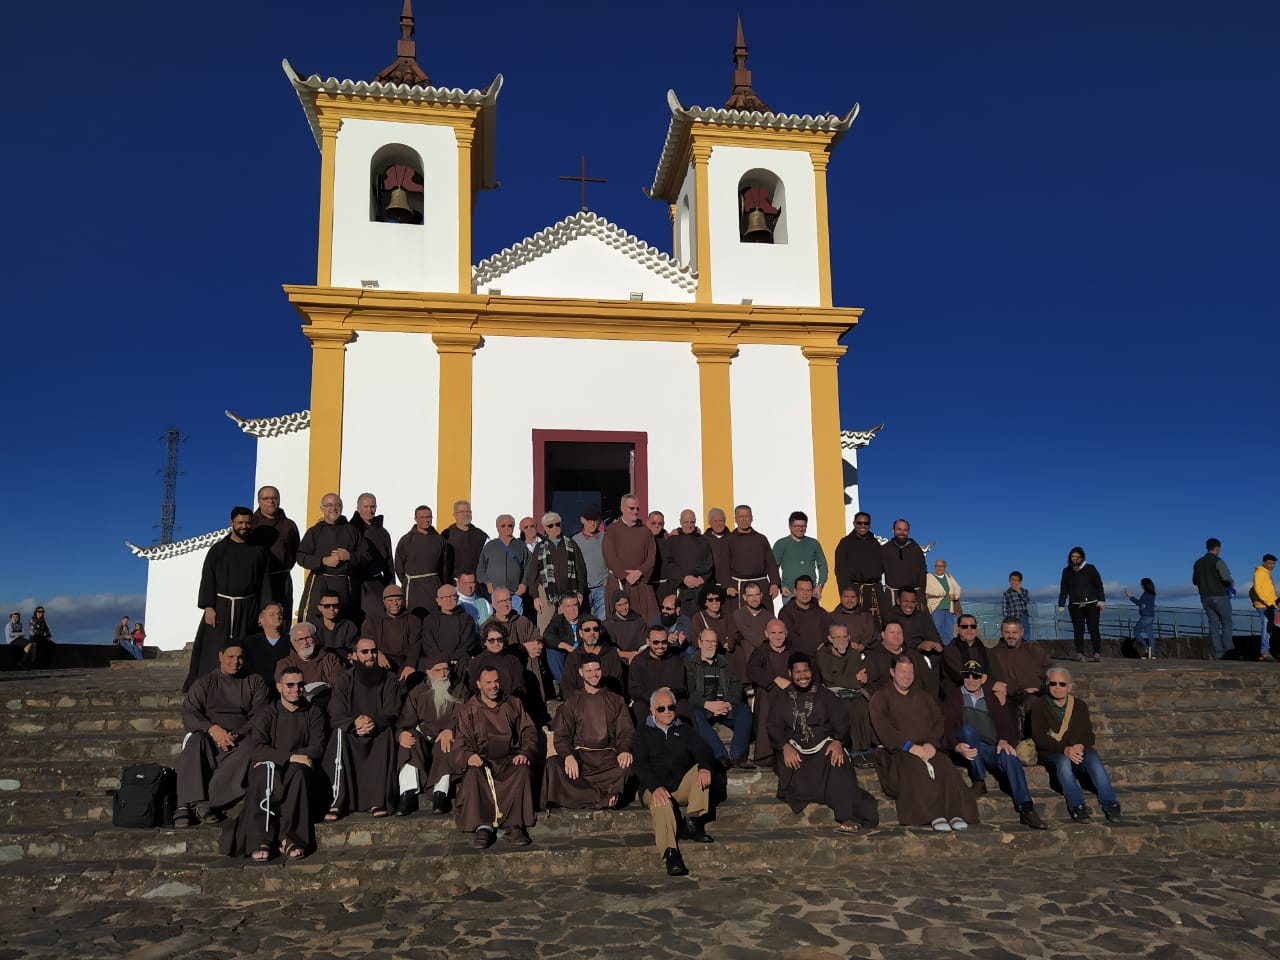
[
  {"left": 543, "top": 654, "right": 635, "bottom": 809},
  {"left": 603, "top": 495, "right": 659, "bottom": 626},
  {"left": 395, "top": 654, "right": 467, "bottom": 816},
  {"left": 324, "top": 638, "right": 402, "bottom": 819}
]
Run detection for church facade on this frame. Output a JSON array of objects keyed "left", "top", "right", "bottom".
[{"left": 129, "top": 7, "right": 877, "bottom": 648}]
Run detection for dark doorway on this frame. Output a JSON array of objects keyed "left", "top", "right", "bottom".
[{"left": 532, "top": 430, "right": 649, "bottom": 537}]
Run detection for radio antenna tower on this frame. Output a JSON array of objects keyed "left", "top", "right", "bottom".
[{"left": 157, "top": 427, "right": 185, "bottom": 544}]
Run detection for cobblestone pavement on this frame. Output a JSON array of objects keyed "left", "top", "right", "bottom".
[{"left": 1, "top": 847, "right": 1276, "bottom": 959}]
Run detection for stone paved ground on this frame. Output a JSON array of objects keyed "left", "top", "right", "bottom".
[{"left": 2, "top": 846, "right": 1276, "bottom": 959}]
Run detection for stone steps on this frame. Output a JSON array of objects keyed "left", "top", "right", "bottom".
[{"left": 1, "top": 809, "right": 1276, "bottom": 901}]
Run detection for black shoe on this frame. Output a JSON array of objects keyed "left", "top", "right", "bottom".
[
  {"left": 663, "top": 847, "right": 688, "bottom": 876},
  {"left": 1069, "top": 805, "right": 1091, "bottom": 823},
  {"left": 729, "top": 756, "right": 757, "bottom": 770},
  {"left": 852, "top": 752, "right": 875, "bottom": 770},
  {"left": 396, "top": 792, "right": 418, "bottom": 817},
  {"left": 431, "top": 791, "right": 450, "bottom": 815},
  {"left": 717, "top": 756, "right": 732, "bottom": 771},
  {"left": 472, "top": 827, "right": 496, "bottom": 849},
  {"left": 684, "top": 816, "right": 714, "bottom": 843},
  {"left": 1104, "top": 804, "right": 1123, "bottom": 823},
  {"left": 970, "top": 779, "right": 988, "bottom": 796},
  {"left": 1018, "top": 806, "right": 1048, "bottom": 830},
  {"left": 505, "top": 825, "right": 532, "bottom": 846}
]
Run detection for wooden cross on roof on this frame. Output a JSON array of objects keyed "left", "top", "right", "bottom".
[{"left": 559, "top": 155, "right": 607, "bottom": 212}]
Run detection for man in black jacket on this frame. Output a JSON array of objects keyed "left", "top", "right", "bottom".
[{"left": 633, "top": 687, "right": 716, "bottom": 876}]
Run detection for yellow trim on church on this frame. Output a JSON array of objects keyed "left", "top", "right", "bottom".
[
  {"left": 802, "top": 343, "right": 848, "bottom": 610},
  {"left": 691, "top": 144, "right": 713, "bottom": 303},
  {"left": 301, "top": 322, "right": 355, "bottom": 512},
  {"left": 433, "top": 331, "right": 482, "bottom": 509},
  {"left": 315, "top": 116, "right": 341, "bottom": 286},
  {"left": 691, "top": 342, "right": 738, "bottom": 513}
]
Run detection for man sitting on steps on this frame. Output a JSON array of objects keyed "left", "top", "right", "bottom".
[{"left": 1030, "top": 667, "right": 1122, "bottom": 823}]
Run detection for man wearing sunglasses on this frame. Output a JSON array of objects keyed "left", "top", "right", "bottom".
[
  {"left": 943, "top": 660, "right": 1048, "bottom": 830},
  {"left": 523, "top": 512, "right": 588, "bottom": 633},
  {"left": 1030, "top": 668, "right": 1122, "bottom": 823},
  {"left": 633, "top": 686, "right": 716, "bottom": 876}
]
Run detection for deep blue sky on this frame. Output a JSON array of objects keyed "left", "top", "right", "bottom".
[{"left": 2, "top": 1, "right": 1276, "bottom": 639}]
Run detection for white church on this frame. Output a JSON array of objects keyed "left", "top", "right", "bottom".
[{"left": 129, "top": 4, "right": 881, "bottom": 648}]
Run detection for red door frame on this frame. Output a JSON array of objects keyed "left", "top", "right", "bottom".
[{"left": 531, "top": 429, "right": 649, "bottom": 519}]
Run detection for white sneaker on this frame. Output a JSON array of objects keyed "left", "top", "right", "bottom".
[{"left": 930, "top": 817, "right": 952, "bottom": 832}]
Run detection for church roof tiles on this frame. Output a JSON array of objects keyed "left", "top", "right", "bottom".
[
  {"left": 840, "top": 424, "right": 883, "bottom": 450},
  {"left": 126, "top": 528, "right": 228, "bottom": 561},
  {"left": 224, "top": 409, "right": 310, "bottom": 438},
  {"left": 472, "top": 211, "right": 698, "bottom": 294}
]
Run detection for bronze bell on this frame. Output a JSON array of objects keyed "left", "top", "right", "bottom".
[
  {"left": 383, "top": 186, "right": 415, "bottom": 223},
  {"left": 742, "top": 208, "right": 773, "bottom": 244}
]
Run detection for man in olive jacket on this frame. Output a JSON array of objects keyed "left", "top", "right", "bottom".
[
  {"left": 1029, "top": 667, "right": 1120, "bottom": 824},
  {"left": 683, "top": 628, "right": 753, "bottom": 769}
]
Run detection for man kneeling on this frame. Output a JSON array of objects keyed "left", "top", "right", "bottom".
[
  {"left": 633, "top": 687, "right": 716, "bottom": 876},
  {"left": 767, "top": 653, "right": 880, "bottom": 834},
  {"left": 454, "top": 667, "right": 539, "bottom": 848},
  {"left": 220, "top": 666, "right": 326, "bottom": 860}
]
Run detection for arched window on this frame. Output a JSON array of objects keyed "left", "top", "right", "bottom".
[
  {"left": 737, "top": 169, "right": 786, "bottom": 244},
  {"left": 369, "top": 143, "right": 425, "bottom": 224}
]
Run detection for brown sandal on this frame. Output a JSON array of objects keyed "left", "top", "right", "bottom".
[
  {"left": 280, "top": 839, "right": 308, "bottom": 860},
  {"left": 370, "top": 806, "right": 389, "bottom": 818},
  {"left": 324, "top": 806, "right": 342, "bottom": 822},
  {"left": 250, "top": 844, "right": 274, "bottom": 862}
]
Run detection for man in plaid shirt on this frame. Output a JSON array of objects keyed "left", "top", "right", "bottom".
[{"left": 1003, "top": 572, "right": 1032, "bottom": 641}]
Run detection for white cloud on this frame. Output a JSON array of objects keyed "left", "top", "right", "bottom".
[{"left": 2, "top": 592, "right": 146, "bottom": 646}]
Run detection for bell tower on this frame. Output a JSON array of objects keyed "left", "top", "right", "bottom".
[
  {"left": 649, "top": 19, "right": 857, "bottom": 308},
  {"left": 284, "top": 0, "right": 501, "bottom": 294}
]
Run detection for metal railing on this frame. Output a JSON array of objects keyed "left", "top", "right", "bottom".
[{"left": 959, "top": 601, "right": 1264, "bottom": 644}]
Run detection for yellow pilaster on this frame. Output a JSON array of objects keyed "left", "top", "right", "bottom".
[
  {"left": 433, "top": 330, "right": 482, "bottom": 511},
  {"left": 810, "top": 150, "right": 833, "bottom": 308},
  {"left": 302, "top": 322, "right": 355, "bottom": 513},
  {"left": 315, "top": 116, "right": 341, "bottom": 286},
  {"left": 691, "top": 143, "right": 713, "bottom": 303},
  {"left": 691, "top": 342, "right": 737, "bottom": 516},
  {"left": 802, "top": 343, "right": 848, "bottom": 609},
  {"left": 456, "top": 126, "right": 476, "bottom": 293}
]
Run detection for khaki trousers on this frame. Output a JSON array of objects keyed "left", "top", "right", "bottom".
[{"left": 643, "top": 765, "right": 709, "bottom": 854}]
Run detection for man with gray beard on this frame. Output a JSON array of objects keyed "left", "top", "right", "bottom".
[
  {"left": 273, "top": 622, "right": 345, "bottom": 710},
  {"left": 395, "top": 654, "right": 466, "bottom": 816}
]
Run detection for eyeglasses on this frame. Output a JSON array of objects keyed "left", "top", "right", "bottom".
[
  {"left": 854, "top": 520, "right": 870, "bottom": 526},
  {"left": 958, "top": 624, "right": 978, "bottom": 629},
  {"left": 357, "top": 648, "right": 378, "bottom": 656},
  {"left": 653, "top": 705, "right": 675, "bottom": 713},
  {"left": 485, "top": 637, "right": 505, "bottom": 644},
  {"left": 1048, "top": 681, "right": 1070, "bottom": 688},
  {"left": 705, "top": 598, "right": 722, "bottom": 603},
  {"left": 961, "top": 672, "right": 983, "bottom": 680},
  {"left": 545, "top": 522, "right": 561, "bottom": 528},
  {"left": 660, "top": 607, "right": 677, "bottom": 614},
  {"left": 579, "top": 627, "right": 599, "bottom": 634},
  {"left": 318, "top": 603, "right": 339, "bottom": 608},
  {"left": 281, "top": 682, "right": 304, "bottom": 688},
  {"left": 649, "top": 639, "right": 669, "bottom": 645}
]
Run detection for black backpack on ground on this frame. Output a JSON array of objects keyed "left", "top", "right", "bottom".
[{"left": 112, "top": 763, "right": 176, "bottom": 827}]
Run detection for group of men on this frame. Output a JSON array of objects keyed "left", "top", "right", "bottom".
[{"left": 176, "top": 491, "right": 1126, "bottom": 870}]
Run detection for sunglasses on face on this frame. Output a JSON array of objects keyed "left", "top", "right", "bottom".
[
  {"left": 281, "top": 682, "right": 304, "bottom": 688},
  {"left": 579, "top": 627, "right": 600, "bottom": 634},
  {"left": 318, "top": 603, "right": 339, "bottom": 608},
  {"left": 654, "top": 705, "right": 675, "bottom": 713},
  {"left": 961, "top": 672, "right": 983, "bottom": 680},
  {"left": 1048, "top": 681, "right": 1070, "bottom": 687}
]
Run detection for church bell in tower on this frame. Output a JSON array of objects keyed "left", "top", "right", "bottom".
[
  {"left": 739, "top": 184, "right": 779, "bottom": 244},
  {"left": 378, "top": 162, "right": 425, "bottom": 224}
]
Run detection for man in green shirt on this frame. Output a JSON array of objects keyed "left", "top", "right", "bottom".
[{"left": 773, "top": 511, "right": 828, "bottom": 601}]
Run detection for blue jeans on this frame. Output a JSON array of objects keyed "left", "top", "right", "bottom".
[
  {"left": 955, "top": 725, "right": 1031, "bottom": 809},
  {"left": 547, "top": 648, "right": 567, "bottom": 683},
  {"left": 1020, "top": 614, "right": 1032, "bottom": 642},
  {"left": 932, "top": 609, "right": 955, "bottom": 646},
  {"left": 692, "top": 702, "right": 752, "bottom": 760},
  {"left": 1134, "top": 616, "right": 1155, "bottom": 652},
  {"left": 1045, "top": 748, "right": 1118, "bottom": 812},
  {"left": 1201, "top": 595, "right": 1234, "bottom": 658},
  {"left": 1260, "top": 608, "right": 1273, "bottom": 656},
  {"left": 587, "top": 585, "right": 606, "bottom": 620}
]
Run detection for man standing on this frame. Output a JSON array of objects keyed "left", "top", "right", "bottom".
[
  {"left": 773, "top": 511, "right": 828, "bottom": 601},
  {"left": 603, "top": 494, "right": 660, "bottom": 625},
  {"left": 1250, "top": 554, "right": 1277, "bottom": 662},
  {"left": 325, "top": 638, "right": 402, "bottom": 820},
  {"left": 365, "top": 584, "right": 424, "bottom": 683},
  {"left": 174, "top": 642, "right": 268, "bottom": 827},
  {"left": 702, "top": 508, "right": 733, "bottom": 594},
  {"left": 351, "top": 492, "right": 394, "bottom": 625},
  {"left": 870, "top": 655, "right": 979, "bottom": 831},
  {"left": 570, "top": 504, "right": 608, "bottom": 618},
  {"left": 778, "top": 576, "right": 831, "bottom": 656},
  {"left": 684, "top": 628, "right": 753, "bottom": 769},
  {"left": 543, "top": 655, "right": 635, "bottom": 809},
  {"left": 454, "top": 666, "right": 539, "bottom": 849},
  {"left": 769, "top": 653, "right": 880, "bottom": 833},
  {"left": 647, "top": 511, "right": 673, "bottom": 602},
  {"left": 664, "top": 510, "right": 715, "bottom": 616},
  {"left": 925, "top": 558, "right": 961, "bottom": 645},
  {"left": 725, "top": 505, "right": 781, "bottom": 606},
  {"left": 882, "top": 519, "right": 927, "bottom": 607},
  {"left": 220, "top": 665, "right": 327, "bottom": 861},
  {"left": 395, "top": 505, "right": 451, "bottom": 620},
  {"left": 1193, "top": 537, "right": 1236, "bottom": 659},
  {"left": 250, "top": 486, "right": 300, "bottom": 628},
  {"left": 441, "top": 500, "right": 490, "bottom": 588},
  {"left": 524, "top": 512, "right": 588, "bottom": 633},
  {"left": 1030, "top": 667, "right": 1121, "bottom": 823},
  {"left": 395, "top": 655, "right": 465, "bottom": 816},
  {"left": 833, "top": 513, "right": 886, "bottom": 625},
  {"left": 297, "top": 493, "right": 366, "bottom": 626},
  {"left": 187, "top": 506, "right": 273, "bottom": 690},
  {"left": 478, "top": 516, "right": 528, "bottom": 616},
  {"left": 943, "top": 660, "right": 1048, "bottom": 830},
  {"left": 633, "top": 687, "right": 716, "bottom": 876}
]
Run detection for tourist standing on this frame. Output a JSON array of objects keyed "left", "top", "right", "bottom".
[
  {"left": 1057, "top": 547, "right": 1105, "bottom": 662},
  {"left": 1192, "top": 538, "right": 1235, "bottom": 659},
  {"left": 1124, "top": 579, "right": 1157, "bottom": 659}
]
